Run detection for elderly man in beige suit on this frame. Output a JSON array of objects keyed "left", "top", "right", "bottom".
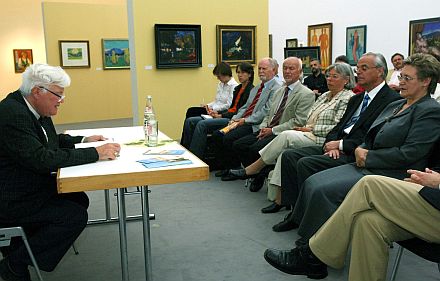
[{"left": 222, "top": 57, "right": 315, "bottom": 181}]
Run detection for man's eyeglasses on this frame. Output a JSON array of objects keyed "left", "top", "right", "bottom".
[
  {"left": 355, "top": 64, "right": 380, "bottom": 73},
  {"left": 397, "top": 75, "right": 416, "bottom": 82},
  {"left": 38, "top": 87, "right": 65, "bottom": 101}
]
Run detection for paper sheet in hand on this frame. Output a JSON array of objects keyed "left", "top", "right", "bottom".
[
  {"left": 201, "top": 114, "right": 213, "bottom": 119},
  {"left": 137, "top": 157, "right": 192, "bottom": 168}
]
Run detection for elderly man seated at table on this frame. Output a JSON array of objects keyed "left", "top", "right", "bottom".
[{"left": 0, "top": 63, "right": 120, "bottom": 281}]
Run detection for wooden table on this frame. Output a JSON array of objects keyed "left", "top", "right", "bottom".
[{"left": 57, "top": 126, "right": 209, "bottom": 281}]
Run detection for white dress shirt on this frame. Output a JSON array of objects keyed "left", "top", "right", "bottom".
[{"left": 207, "top": 77, "right": 239, "bottom": 112}]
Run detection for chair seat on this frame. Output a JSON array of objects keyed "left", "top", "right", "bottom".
[{"left": 397, "top": 238, "right": 440, "bottom": 263}]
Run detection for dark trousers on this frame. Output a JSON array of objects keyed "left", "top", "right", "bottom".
[
  {"left": 232, "top": 132, "right": 276, "bottom": 167},
  {"left": 3, "top": 192, "right": 89, "bottom": 272},
  {"left": 280, "top": 145, "right": 353, "bottom": 206},
  {"left": 211, "top": 124, "right": 254, "bottom": 169},
  {"left": 180, "top": 107, "right": 208, "bottom": 145}
]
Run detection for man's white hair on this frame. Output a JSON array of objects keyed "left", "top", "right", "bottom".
[{"left": 20, "top": 63, "right": 71, "bottom": 96}]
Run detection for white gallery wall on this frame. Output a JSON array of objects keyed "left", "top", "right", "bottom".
[{"left": 269, "top": 0, "right": 439, "bottom": 71}]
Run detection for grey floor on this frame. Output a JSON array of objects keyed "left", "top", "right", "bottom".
[{"left": 37, "top": 119, "right": 439, "bottom": 281}]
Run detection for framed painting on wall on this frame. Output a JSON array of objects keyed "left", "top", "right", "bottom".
[
  {"left": 59, "top": 40, "right": 90, "bottom": 68},
  {"left": 307, "top": 23, "right": 332, "bottom": 68},
  {"left": 286, "top": 38, "right": 298, "bottom": 48},
  {"left": 216, "top": 25, "right": 256, "bottom": 65},
  {"left": 346, "top": 25, "right": 367, "bottom": 66},
  {"left": 13, "top": 49, "right": 33, "bottom": 73},
  {"left": 284, "top": 46, "right": 320, "bottom": 76},
  {"left": 154, "top": 24, "right": 202, "bottom": 69},
  {"left": 409, "top": 17, "right": 440, "bottom": 56},
  {"left": 102, "top": 39, "right": 130, "bottom": 70}
]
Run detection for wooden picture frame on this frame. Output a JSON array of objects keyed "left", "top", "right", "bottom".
[
  {"left": 102, "top": 39, "right": 130, "bottom": 70},
  {"left": 59, "top": 40, "right": 90, "bottom": 68},
  {"left": 408, "top": 17, "right": 440, "bottom": 56},
  {"left": 307, "top": 23, "right": 332, "bottom": 68},
  {"left": 286, "top": 38, "right": 298, "bottom": 48},
  {"left": 346, "top": 25, "right": 367, "bottom": 66},
  {"left": 13, "top": 49, "right": 33, "bottom": 73},
  {"left": 154, "top": 24, "right": 202, "bottom": 69},
  {"left": 284, "top": 46, "right": 320, "bottom": 76},
  {"left": 216, "top": 25, "right": 256, "bottom": 65}
]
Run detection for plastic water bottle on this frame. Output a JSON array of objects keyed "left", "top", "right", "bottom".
[{"left": 143, "top": 95, "right": 158, "bottom": 146}]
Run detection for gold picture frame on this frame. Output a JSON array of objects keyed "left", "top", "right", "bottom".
[{"left": 307, "top": 23, "right": 332, "bottom": 68}]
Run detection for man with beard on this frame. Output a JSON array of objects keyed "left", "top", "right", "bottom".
[{"left": 303, "top": 59, "right": 328, "bottom": 99}]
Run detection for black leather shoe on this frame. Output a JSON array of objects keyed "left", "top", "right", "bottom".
[
  {"left": 272, "top": 211, "right": 299, "bottom": 232},
  {"left": 249, "top": 173, "right": 266, "bottom": 192},
  {"left": 261, "top": 203, "right": 291, "bottom": 214},
  {"left": 263, "top": 246, "right": 328, "bottom": 279},
  {"left": 221, "top": 168, "right": 255, "bottom": 181},
  {"left": 295, "top": 237, "right": 308, "bottom": 247},
  {"left": 215, "top": 169, "right": 229, "bottom": 177},
  {"left": 0, "top": 259, "right": 31, "bottom": 281}
]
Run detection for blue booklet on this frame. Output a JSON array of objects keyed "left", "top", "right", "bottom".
[
  {"left": 137, "top": 157, "right": 192, "bottom": 168},
  {"left": 142, "top": 149, "right": 185, "bottom": 155}
]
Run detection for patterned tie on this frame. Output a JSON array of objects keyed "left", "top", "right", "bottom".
[
  {"left": 269, "top": 86, "right": 290, "bottom": 127},
  {"left": 243, "top": 83, "right": 264, "bottom": 118},
  {"left": 344, "top": 93, "right": 370, "bottom": 129}
]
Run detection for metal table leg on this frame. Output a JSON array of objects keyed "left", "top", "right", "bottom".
[
  {"left": 117, "top": 189, "right": 130, "bottom": 281},
  {"left": 141, "top": 186, "right": 153, "bottom": 281}
]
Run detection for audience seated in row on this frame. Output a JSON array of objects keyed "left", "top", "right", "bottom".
[
  {"left": 210, "top": 58, "right": 282, "bottom": 171},
  {"left": 223, "top": 62, "right": 355, "bottom": 201},
  {"left": 181, "top": 62, "right": 254, "bottom": 158},
  {"left": 263, "top": 52, "right": 440, "bottom": 281},
  {"left": 180, "top": 62, "right": 238, "bottom": 144}
]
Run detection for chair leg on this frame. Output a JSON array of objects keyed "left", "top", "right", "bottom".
[
  {"left": 389, "top": 245, "right": 404, "bottom": 281},
  {"left": 72, "top": 242, "right": 79, "bottom": 255},
  {"left": 19, "top": 229, "right": 44, "bottom": 281}
]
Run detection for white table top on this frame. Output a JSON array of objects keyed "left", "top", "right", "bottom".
[{"left": 57, "top": 126, "right": 209, "bottom": 193}]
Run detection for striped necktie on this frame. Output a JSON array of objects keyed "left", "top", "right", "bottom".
[
  {"left": 343, "top": 93, "right": 370, "bottom": 129},
  {"left": 243, "top": 83, "right": 264, "bottom": 118},
  {"left": 269, "top": 86, "right": 290, "bottom": 127}
]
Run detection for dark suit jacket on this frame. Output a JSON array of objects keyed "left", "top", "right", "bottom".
[
  {"left": 219, "top": 83, "right": 253, "bottom": 119},
  {"left": 0, "top": 90, "right": 98, "bottom": 221},
  {"left": 360, "top": 95, "right": 440, "bottom": 179},
  {"left": 324, "top": 83, "right": 401, "bottom": 159}
]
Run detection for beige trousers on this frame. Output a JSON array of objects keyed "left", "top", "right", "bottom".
[
  {"left": 309, "top": 175, "right": 440, "bottom": 281},
  {"left": 259, "top": 130, "right": 315, "bottom": 187}
]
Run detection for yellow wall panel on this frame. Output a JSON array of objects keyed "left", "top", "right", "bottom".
[
  {"left": 131, "top": 0, "right": 268, "bottom": 139},
  {"left": 43, "top": 2, "right": 132, "bottom": 124}
]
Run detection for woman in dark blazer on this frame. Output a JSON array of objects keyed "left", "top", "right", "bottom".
[
  {"left": 182, "top": 62, "right": 254, "bottom": 158},
  {"left": 291, "top": 53, "right": 440, "bottom": 243}
]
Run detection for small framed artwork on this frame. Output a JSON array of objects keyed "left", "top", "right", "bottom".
[
  {"left": 13, "top": 49, "right": 33, "bottom": 73},
  {"left": 409, "top": 17, "right": 440, "bottom": 56},
  {"left": 59, "top": 40, "right": 90, "bottom": 68},
  {"left": 154, "top": 24, "right": 202, "bottom": 69},
  {"left": 216, "top": 25, "right": 256, "bottom": 65},
  {"left": 102, "top": 39, "right": 130, "bottom": 70},
  {"left": 307, "top": 23, "right": 332, "bottom": 68},
  {"left": 284, "top": 46, "right": 320, "bottom": 76},
  {"left": 346, "top": 25, "right": 367, "bottom": 66},
  {"left": 286, "top": 38, "right": 298, "bottom": 48}
]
